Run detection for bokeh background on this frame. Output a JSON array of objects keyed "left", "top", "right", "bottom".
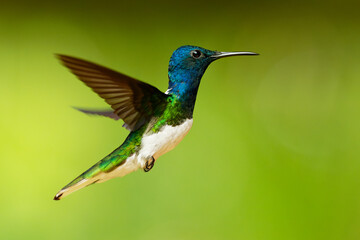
[{"left": 1, "top": 0, "right": 360, "bottom": 239}]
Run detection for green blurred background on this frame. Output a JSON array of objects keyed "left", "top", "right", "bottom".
[{"left": 1, "top": 0, "right": 360, "bottom": 239}]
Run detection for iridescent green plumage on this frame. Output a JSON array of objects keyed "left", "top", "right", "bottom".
[
  {"left": 62, "top": 124, "right": 146, "bottom": 189},
  {"left": 59, "top": 95, "right": 189, "bottom": 191}
]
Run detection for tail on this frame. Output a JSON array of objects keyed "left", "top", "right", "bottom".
[
  {"left": 53, "top": 162, "right": 104, "bottom": 200},
  {"left": 54, "top": 178, "right": 96, "bottom": 200},
  {"left": 54, "top": 153, "right": 139, "bottom": 200}
]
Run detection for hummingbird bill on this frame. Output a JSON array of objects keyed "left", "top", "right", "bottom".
[{"left": 54, "top": 46, "right": 258, "bottom": 200}]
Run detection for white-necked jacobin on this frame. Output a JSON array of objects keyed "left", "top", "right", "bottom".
[{"left": 54, "top": 45, "right": 258, "bottom": 200}]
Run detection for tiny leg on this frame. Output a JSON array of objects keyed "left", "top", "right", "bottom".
[{"left": 144, "top": 156, "right": 155, "bottom": 172}]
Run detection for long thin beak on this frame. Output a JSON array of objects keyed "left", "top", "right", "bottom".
[{"left": 211, "top": 51, "right": 259, "bottom": 59}]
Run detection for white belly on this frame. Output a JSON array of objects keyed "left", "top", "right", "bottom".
[
  {"left": 103, "top": 119, "right": 193, "bottom": 179},
  {"left": 138, "top": 119, "right": 193, "bottom": 163},
  {"left": 56, "top": 119, "right": 194, "bottom": 199}
]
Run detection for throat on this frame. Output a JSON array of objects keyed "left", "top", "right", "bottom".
[
  {"left": 167, "top": 85, "right": 199, "bottom": 113},
  {"left": 150, "top": 94, "right": 195, "bottom": 133}
]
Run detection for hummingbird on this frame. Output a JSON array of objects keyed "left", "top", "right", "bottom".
[{"left": 54, "top": 45, "right": 258, "bottom": 200}]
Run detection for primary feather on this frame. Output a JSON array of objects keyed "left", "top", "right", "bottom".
[{"left": 57, "top": 54, "right": 167, "bottom": 131}]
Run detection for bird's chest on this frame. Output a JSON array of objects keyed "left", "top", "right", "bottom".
[{"left": 138, "top": 119, "right": 193, "bottom": 159}]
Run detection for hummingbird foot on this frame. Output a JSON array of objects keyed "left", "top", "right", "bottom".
[{"left": 144, "top": 156, "right": 155, "bottom": 172}]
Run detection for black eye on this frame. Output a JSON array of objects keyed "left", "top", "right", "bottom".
[{"left": 191, "top": 50, "right": 202, "bottom": 59}]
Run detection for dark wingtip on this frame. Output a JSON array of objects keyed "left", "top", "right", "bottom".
[
  {"left": 54, "top": 53, "right": 64, "bottom": 60},
  {"left": 55, "top": 54, "right": 67, "bottom": 65},
  {"left": 53, "top": 193, "right": 63, "bottom": 201},
  {"left": 55, "top": 54, "right": 76, "bottom": 64}
]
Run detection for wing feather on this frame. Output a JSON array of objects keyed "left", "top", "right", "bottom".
[{"left": 57, "top": 54, "right": 168, "bottom": 131}]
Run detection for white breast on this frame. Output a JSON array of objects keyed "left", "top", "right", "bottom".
[
  {"left": 90, "top": 119, "right": 193, "bottom": 182},
  {"left": 138, "top": 119, "right": 193, "bottom": 165}
]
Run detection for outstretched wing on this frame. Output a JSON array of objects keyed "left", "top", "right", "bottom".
[{"left": 57, "top": 54, "right": 168, "bottom": 131}]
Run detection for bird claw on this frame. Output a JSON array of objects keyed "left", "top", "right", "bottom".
[{"left": 144, "top": 156, "right": 155, "bottom": 172}]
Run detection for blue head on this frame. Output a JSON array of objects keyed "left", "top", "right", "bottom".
[{"left": 167, "top": 45, "right": 258, "bottom": 102}]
